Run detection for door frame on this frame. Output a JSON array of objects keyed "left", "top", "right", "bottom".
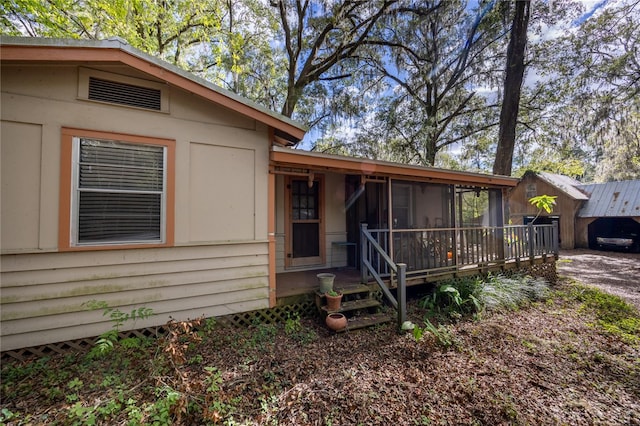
[{"left": 284, "top": 174, "right": 325, "bottom": 268}]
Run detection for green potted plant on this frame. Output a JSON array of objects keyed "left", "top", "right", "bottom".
[{"left": 325, "top": 289, "right": 343, "bottom": 311}]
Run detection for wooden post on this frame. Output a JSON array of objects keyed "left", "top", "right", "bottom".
[
  {"left": 397, "top": 263, "right": 407, "bottom": 330},
  {"left": 387, "top": 178, "right": 394, "bottom": 281},
  {"left": 457, "top": 189, "right": 464, "bottom": 264},
  {"left": 267, "top": 169, "right": 277, "bottom": 308},
  {"left": 360, "top": 223, "right": 368, "bottom": 283},
  {"left": 492, "top": 190, "right": 505, "bottom": 262},
  {"left": 528, "top": 222, "right": 535, "bottom": 263},
  {"left": 552, "top": 221, "right": 559, "bottom": 259}
]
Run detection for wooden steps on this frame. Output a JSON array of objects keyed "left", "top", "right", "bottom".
[
  {"left": 335, "top": 284, "right": 373, "bottom": 295},
  {"left": 320, "top": 297, "right": 381, "bottom": 314},
  {"left": 339, "top": 313, "right": 394, "bottom": 332},
  {"left": 316, "top": 283, "right": 393, "bottom": 332}
]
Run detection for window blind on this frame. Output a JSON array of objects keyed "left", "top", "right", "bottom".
[{"left": 76, "top": 138, "right": 164, "bottom": 244}]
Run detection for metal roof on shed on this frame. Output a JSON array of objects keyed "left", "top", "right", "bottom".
[{"left": 577, "top": 180, "right": 640, "bottom": 218}]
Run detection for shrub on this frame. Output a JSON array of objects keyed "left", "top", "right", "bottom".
[
  {"left": 414, "top": 274, "right": 551, "bottom": 347},
  {"left": 83, "top": 300, "right": 154, "bottom": 358},
  {"left": 420, "top": 276, "right": 482, "bottom": 319},
  {"left": 419, "top": 273, "right": 551, "bottom": 320},
  {"left": 478, "top": 274, "right": 550, "bottom": 312}
]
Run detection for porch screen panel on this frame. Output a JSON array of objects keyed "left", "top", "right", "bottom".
[
  {"left": 392, "top": 183, "right": 412, "bottom": 228},
  {"left": 292, "top": 223, "right": 320, "bottom": 257}
]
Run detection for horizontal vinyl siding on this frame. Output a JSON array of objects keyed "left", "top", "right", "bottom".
[
  {"left": 0, "top": 243, "right": 269, "bottom": 351},
  {"left": 3, "top": 299, "right": 265, "bottom": 353},
  {"left": 1, "top": 252, "right": 267, "bottom": 289}
]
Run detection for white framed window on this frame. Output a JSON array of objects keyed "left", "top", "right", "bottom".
[
  {"left": 71, "top": 137, "right": 166, "bottom": 245},
  {"left": 60, "top": 128, "right": 175, "bottom": 250}
]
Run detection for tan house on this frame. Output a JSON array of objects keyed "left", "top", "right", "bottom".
[{"left": 1, "top": 37, "right": 555, "bottom": 353}]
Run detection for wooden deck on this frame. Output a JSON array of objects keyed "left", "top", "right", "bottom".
[
  {"left": 275, "top": 254, "right": 557, "bottom": 301},
  {"left": 276, "top": 267, "right": 362, "bottom": 299}
]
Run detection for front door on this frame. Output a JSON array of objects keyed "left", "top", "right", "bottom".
[{"left": 285, "top": 176, "right": 324, "bottom": 267}]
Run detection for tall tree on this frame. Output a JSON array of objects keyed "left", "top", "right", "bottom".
[
  {"left": 271, "top": 0, "right": 405, "bottom": 122},
  {"left": 509, "top": 0, "right": 639, "bottom": 181},
  {"left": 493, "top": 0, "right": 530, "bottom": 176},
  {"left": 1, "top": 0, "right": 224, "bottom": 66},
  {"left": 328, "top": 0, "right": 507, "bottom": 166},
  {"left": 188, "top": 0, "right": 287, "bottom": 110},
  {"left": 567, "top": 0, "right": 640, "bottom": 181}
]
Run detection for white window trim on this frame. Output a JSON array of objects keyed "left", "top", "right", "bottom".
[{"left": 70, "top": 136, "right": 168, "bottom": 247}]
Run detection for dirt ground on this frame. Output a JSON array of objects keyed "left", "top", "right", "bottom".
[
  {"left": 558, "top": 248, "right": 640, "bottom": 311},
  {"left": 3, "top": 257, "right": 640, "bottom": 424},
  {"left": 3, "top": 280, "right": 639, "bottom": 425}
]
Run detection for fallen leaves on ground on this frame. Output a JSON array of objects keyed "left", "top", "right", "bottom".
[{"left": 2, "top": 277, "right": 639, "bottom": 425}]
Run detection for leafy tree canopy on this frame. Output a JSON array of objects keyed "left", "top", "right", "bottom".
[{"left": 2, "top": 0, "right": 639, "bottom": 181}]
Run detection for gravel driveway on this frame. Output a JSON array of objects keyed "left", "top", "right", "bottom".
[{"left": 558, "top": 249, "right": 640, "bottom": 311}]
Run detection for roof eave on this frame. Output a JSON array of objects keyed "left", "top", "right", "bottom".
[
  {"left": 0, "top": 37, "right": 307, "bottom": 142},
  {"left": 271, "top": 147, "right": 518, "bottom": 188}
]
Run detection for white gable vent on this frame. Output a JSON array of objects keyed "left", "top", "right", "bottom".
[{"left": 79, "top": 68, "right": 169, "bottom": 113}]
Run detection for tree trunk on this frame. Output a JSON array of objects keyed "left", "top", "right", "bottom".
[
  {"left": 281, "top": 85, "right": 299, "bottom": 118},
  {"left": 493, "top": 0, "right": 530, "bottom": 176}
]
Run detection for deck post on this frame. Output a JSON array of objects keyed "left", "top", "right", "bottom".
[
  {"left": 360, "top": 223, "right": 368, "bottom": 283},
  {"left": 397, "top": 263, "right": 407, "bottom": 330},
  {"left": 387, "top": 178, "right": 395, "bottom": 283},
  {"left": 528, "top": 222, "right": 535, "bottom": 262},
  {"left": 552, "top": 221, "right": 559, "bottom": 258},
  {"left": 496, "top": 226, "right": 505, "bottom": 263}
]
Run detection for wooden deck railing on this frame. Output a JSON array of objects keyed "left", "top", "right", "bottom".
[
  {"left": 360, "top": 224, "right": 407, "bottom": 329},
  {"left": 361, "top": 223, "right": 558, "bottom": 278}
]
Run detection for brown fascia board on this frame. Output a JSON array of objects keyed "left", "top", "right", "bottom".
[
  {"left": 271, "top": 147, "right": 518, "bottom": 188},
  {"left": 0, "top": 37, "right": 307, "bottom": 142}
]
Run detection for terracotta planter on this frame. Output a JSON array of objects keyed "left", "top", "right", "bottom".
[
  {"left": 317, "top": 273, "right": 335, "bottom": 294},
  {"left": 325, "top": 293, "right": 342, "bottom": 311},
  {"left": 325, "top": 313, "right": 347, "bottom": 331}
]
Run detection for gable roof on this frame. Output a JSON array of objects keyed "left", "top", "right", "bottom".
[
  {"left": 271, "top": 146, "right": 519, "bottom": 187},
  {"left": 0, "top": 36, "right": 306, "bottom": 142},
  {"left": 534, "top": 171, "right": 589, "bottom": 200},
  {"left": 577, "top": 180, "right": 640, "bottom": 218}
]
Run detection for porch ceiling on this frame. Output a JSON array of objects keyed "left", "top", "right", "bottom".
[{"left": 270, "top": 147, "right": 517, "bottom": 188}]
